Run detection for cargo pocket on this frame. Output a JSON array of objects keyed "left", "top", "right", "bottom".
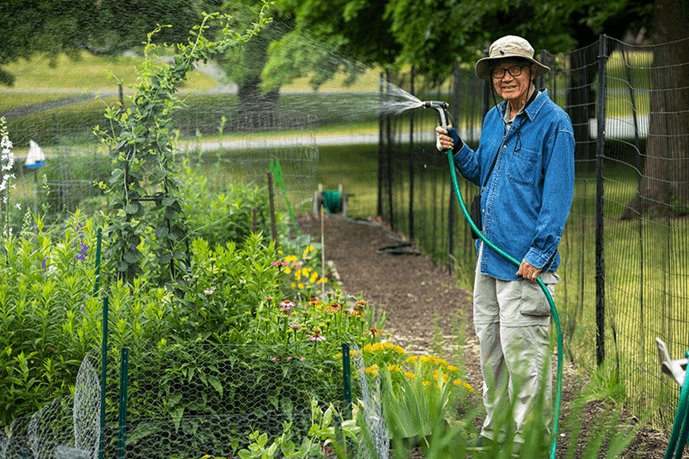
[{"left": 519, "top": 272, "right": 559, "bottom": 317}]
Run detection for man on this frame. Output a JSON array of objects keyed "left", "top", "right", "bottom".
[{"left": 436, "top": 35, "right": 575, "bottom": 452}]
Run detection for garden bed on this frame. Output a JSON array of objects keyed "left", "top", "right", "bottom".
[{"left": 307, "top": 213, "right": 672, "bottom": 459}]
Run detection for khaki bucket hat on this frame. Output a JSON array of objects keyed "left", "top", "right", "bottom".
[{"left": 475, "top": 35, "right": 550, "bottom": 80}]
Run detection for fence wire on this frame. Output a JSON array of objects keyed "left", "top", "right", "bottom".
[
  {"left": 380, "top": 35, "right": 689, "bottom": 429},
  {"left": 4, "top": 105, "right": 319, "bottom": 226},
  {"left": 1, "top": 351, "right": 101, "bottom": 459},
  {"left": 1, "top": 343, "right": 369, "bottom": 459}
]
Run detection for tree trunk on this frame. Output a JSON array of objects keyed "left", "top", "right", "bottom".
[
  {"left": 236, "top": 78, "right": 280, "bottom": 131},
  {"left": 621, "top": 0, "right": 689, "bottom": 219}
]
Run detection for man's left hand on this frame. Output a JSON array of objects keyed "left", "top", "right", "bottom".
[{"left": 517, "top": 260, "right": 542, "bottom": 283}]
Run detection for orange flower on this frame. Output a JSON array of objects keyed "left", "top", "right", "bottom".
[{"left": 365, "top": 327, "right": 384, "bottom": 335}]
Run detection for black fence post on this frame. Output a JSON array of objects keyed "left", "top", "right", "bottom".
[
  {"left": 409, "top": 66, "right": 415, "bottom": 241},
  {"left": 595, "top": 35, "right": 608, "bottom": 366},
  {"left": 385, "top": 70, "right": 394, "bottom": 230},
  {"left": 378, "top": 73, "right": 384, "bottom": 218},
  {"left": 482, "top": 49, "right": 490, "bottom": 119},
  {"left": 449, "top": 61, "right": 461, "bottom": 275}
]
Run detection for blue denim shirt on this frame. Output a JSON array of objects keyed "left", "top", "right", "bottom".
[{"left": 454, "top": 89, "right": 575, "bottom": 281}]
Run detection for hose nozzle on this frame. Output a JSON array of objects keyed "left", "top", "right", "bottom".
[
  {"left": 422, "top": 101, "right": 450, "bottom": 127},
  {"left": 423, "top": 101, "right": 451, "bottom": 151}
]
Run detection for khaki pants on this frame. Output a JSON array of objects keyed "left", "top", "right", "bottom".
[{"left": 473, "top": 264, "right": 559, "bottom": 443}]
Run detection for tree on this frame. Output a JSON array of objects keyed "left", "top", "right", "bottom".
[
  {"left": 0, "top": 0, "right": 214, "bottom": 86},
  {"left": 621, "top": 0, "right": 689, "bottom": 218}
]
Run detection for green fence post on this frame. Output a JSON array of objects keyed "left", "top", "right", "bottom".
[
  {"left": 116, "top": 348, "right": 129, "bottom": 459},
  {"left": 93, "top": 228, "right": 102, "bottom": 297},
  {"left": 342, "top": 343, "right": 352, "bottom": 420},
  {"left": 99, "top": 296, "right": 109, "bottom": 459}
]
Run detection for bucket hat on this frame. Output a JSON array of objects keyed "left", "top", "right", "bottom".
[{"left": 475, "top": 35, "right": 550, "bottom": 80}]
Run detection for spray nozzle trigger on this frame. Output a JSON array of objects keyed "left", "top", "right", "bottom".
[{"left": 423, "top": 101, "right": 451, "bottom": 152}]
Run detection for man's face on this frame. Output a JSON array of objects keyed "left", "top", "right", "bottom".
[{"left": 491, "top": 61, "right": 535, "bottom": 107}]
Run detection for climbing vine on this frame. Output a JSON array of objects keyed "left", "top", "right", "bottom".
[{"left": 96, "top": 6, "right": 272, "bottom": 286}]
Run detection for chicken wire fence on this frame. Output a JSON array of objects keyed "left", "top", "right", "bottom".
[
  {"left": 5, "top": 108, "right": 319, "bottom": 225},
  {"left": 379, "top": 35, "right": 689, "bottom": 429},
  {"left": 0, "top": 342, "right": 389, "bottom": 459},
  {"left": 0, "top": 351, "right": 101, "bottom": 459}
]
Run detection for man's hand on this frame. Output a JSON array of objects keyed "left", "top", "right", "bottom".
[
  {"left": 435, "top": 126, "right": 461, "bottom": 152},
  {"left": 517, "top": 260, "right": 542, "bottom": 283}
]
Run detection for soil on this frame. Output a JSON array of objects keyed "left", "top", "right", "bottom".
[{"left": 297, "top": 213, "right": 680, "bottom": 459}]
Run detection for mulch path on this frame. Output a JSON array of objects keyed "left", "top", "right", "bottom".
[{"left": 297, "top": 213, "right": 677, "bottom": 459}]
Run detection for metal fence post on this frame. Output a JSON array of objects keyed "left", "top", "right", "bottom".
[
  {"left": 409, "top": 66, "right": 415, "bottom": 241},
  {"left": 99, "top": 296, "right": 109, "bottom": 459},
  {"left": 93, "top": 228, "right": 102, "bottom": 297},
  {"left": 385, "top": 70, "right": 394, "bottom": 230},
  {"left": 482, "top": 49, "right": 490, "bottom": 119},
  {"left": 116, "top": 348, "right": 130, "bottom": 459},
  {"left": 595, "top": 35, "right": 608, "bottom": 366},
  {"left": 341, "top": 343, "right": 352, "bottom": 420},
  {"left": 378, "top": 72, "right": 384, "bottom": 218}
]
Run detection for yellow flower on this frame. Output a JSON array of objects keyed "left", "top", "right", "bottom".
[
  {"left": 302, "top": 267, "right": 310, "bottom": 276},
  {"left": 298, "top": 283, "right": 305, "bottom": 289},
  {"left": 453, "top": 379, "right": 474, "bottom": 393},
  {"left": 422, "top": 381, "right": 431, "bottom": 387},
  {"left": 405, "top": 356, "right": 419, "bottom": 364},
  {"left": 295, "top": 272, "right": 301, "bottom": 281},
  {"left": 405, "top": 372, "right": 416, "bottom": 379},
  {"left": 283, "top": 267, "right": 291, "bottom": 274},
  {"left": 447, "top": 365, "right": 459, "bottom": 372},
  {"left": 387, "top": 365, "right": 400, "bottom": 372},
  {"left": 285, "top": 255, "right": 298, "bottom": 263},
  {"left": 291, "top": 282, "right": 296, "bottom": 288},
  {"left": 309, "top": 273, "right": 319, "bottom": 283},
  {"left": 365, "top": 365, "right": 379, "bottom": 376}
]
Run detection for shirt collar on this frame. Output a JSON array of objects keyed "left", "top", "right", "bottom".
[{"left": 502, "top": 86, "right": 543, "bottom": 122}]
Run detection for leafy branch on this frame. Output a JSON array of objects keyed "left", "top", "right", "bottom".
[{"left": 95, "top": 5, "right": 272, "bottom": 286}]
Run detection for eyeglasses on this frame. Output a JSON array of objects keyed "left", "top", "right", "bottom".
[{"left": 491, "top": 65, "right": 525, "bottom": 79}]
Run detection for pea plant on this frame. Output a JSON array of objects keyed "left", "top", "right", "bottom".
[{"left": 96, "top": 6, "right": 271, "bottom": 286}]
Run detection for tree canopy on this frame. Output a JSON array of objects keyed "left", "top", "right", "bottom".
[
  {"left": 0, "top": 0, "right": 216, "bottom": 86},
  {"left": 265, "top": 0, "right": 654, "bottom": 85}
]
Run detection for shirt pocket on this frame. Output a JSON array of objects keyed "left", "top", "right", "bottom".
[{"left": 507, "top": 147, "right": 539, "bottom": 186}]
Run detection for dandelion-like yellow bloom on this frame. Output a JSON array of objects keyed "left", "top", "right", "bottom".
[
  {"left": 295, "top": 272, "right": 302, "bottom": 281},
  {"left": 309, "top": 273, "right": 319, "bottom": 283},
  {"left": 283, "top": 267, "right": 291, "bottom": 274},
  {"left": 298, "top": 283, "right": 304, "bottom": 289},
  {"left": 302, "top": 267, "right": 310, "bottom": 276},
  {"left": 285, "top": 255, "right": 298, "bottom": 263}
]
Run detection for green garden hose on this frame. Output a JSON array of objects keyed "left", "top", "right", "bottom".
[
  {"left": 446, "top": 149, "right": 564, "bottom": 459},
  {"left": 665, "top": 350, "right": 689, "bottom": 459}
]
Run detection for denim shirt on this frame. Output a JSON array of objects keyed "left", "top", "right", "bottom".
[{"left": 454, "top": 89, "right": 575, "bottom": 281}]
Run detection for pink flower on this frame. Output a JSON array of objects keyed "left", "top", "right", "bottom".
[
  {"left": 204, "top": 287, "right": 216, "bottom": 295},
  {"left": 280, "top": 301, "right": 295, "bottom": 312}
]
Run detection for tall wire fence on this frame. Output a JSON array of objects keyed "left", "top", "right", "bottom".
[{"left": 378, "top": 35, "right": 689, "bottom": 428}]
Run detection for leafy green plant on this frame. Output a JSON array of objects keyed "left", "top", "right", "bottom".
[{"left": 96, "top": 7, "right": 271, "bottom": 286}]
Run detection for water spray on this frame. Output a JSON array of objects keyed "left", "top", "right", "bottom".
[{"left": 422, "top": 101, "right": 564, "bottom": 459}]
